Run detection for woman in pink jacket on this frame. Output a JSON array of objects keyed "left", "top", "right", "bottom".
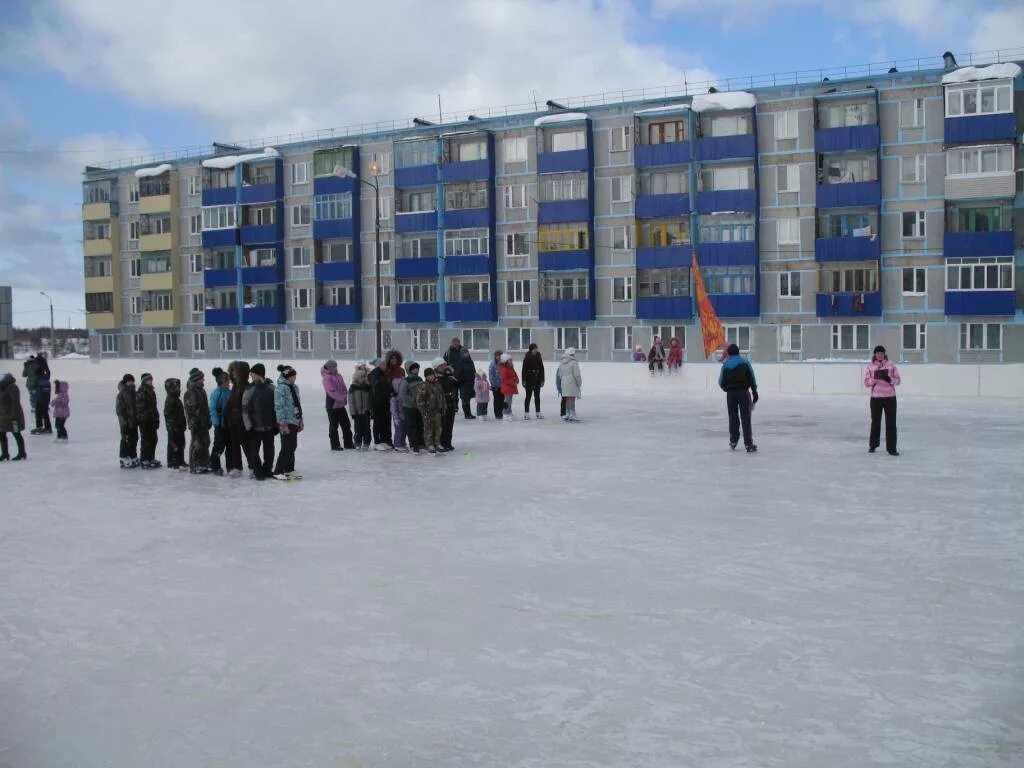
[{"left": 864, "top": 345, "right": 901, "bottom": 456}]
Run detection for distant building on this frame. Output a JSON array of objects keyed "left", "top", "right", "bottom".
[{"left": 0, "top": 286, "right": 11, "bottom": 359}]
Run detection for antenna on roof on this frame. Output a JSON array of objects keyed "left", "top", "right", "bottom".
[
  {"left": 546, "top": 99, "right": 566, "bottom": 111},
  {"left": 413, "top": 117, "right": 435, "bottom": 127},
  {"left": 467, "top": 115, "right": 481, "bottom": 121},
  {"left": 213, "top": 142, "right": 245, "bottom": 154}
]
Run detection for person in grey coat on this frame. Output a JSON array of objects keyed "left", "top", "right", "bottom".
[
  {"left": 556, "top": 347, "right": 583, "bottom": 422},
  {"left": 0, "top": 373, "right": 28, "bottom": 460}
]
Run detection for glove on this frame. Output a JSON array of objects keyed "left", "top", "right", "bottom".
[{"left": 751, "top": 390, "right": 759, "bottom": 404}]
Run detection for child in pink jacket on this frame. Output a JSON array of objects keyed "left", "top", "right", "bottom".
[
  {"left": 51, "top": 379, "right": 70, "bottom": 441},
  {"left": 473, "top": 370, "right": 490, "bottom": 420},
  {"left": 864, "top": 344, "right": 901, "bottom": 455}
]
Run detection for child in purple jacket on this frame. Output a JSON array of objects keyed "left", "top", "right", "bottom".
[
  {"left": 50, "top": 379, "right": 70, "bottom": 441},
  {"left": 391, "top": 378, "right": 407, "bottom": 451},
  {"left": 473, "top": 370, "right": 490, "bottom": 420}
]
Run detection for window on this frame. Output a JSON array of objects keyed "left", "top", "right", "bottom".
[
  {"left": 378, "top": 284, "right": 392, "bottom": 308},
  {"left": 192, "top": 333, "right": 206, "bottom": 352},
  {"left": 639, "top": 169, "right": 686, "bottom": 195},
  {"left": 637, "top": 268, "right": 689, "bottom": 297},
  {"left": 651, "top": 326, "right": 685, "bottom": 345},
  {"left": 85, "top": 292, "right": 113, "bottom": 313},
  {"left": 189, "top": 214, "right": 202, "bottom": 235},
  {"left": 959, "top": 323, "right": 1001, "bottom": 350},
  {"left": 638, "top": 218, "right": 689, "bottom": 247},
  {"left": 777, "top": 218, "right": 800, "bottom": 246},
  {"left": 831, "top": 324, "right": 869, "bottom": 351},
  {"left": 319, "top": 240, "right": 352, "bottom": 263},
  {"left": 703, "top": 266, "right": 756, "bottom": 295},
  {"left": 84, "top": 221, "right": 110, "bottom": 240},
  {"left": 190, "top": 293, "right": 204, "bottom": 316},
  {"left": 506, "top": 279, "right": 531, "bottom": 305},
  {"left": 397, "top": 282, "right": 437, "bottom": 303},
  {"left": 462, "top": 329, "right": 490, "bottom": 351},
  {"left": 189, "top": 253, "right": 203, "bottom": 274},
  {"left": 377, "top": 239, "right": 392, "bottom": 263},
  {"left": 902, "top": 210, "right": 926, "bottom": 239},
  {"left": 646, "top": 120, "right": 686, "bottom": 145},
  {"left": 779, "top": 271, "right": 801, "bottom": 297},
  {"left": 292, "top": 287, "right": 312, "bottom": 309},
  {"left": 378, "top": 196, "right": 392, "bottom": 221},
  {"left": 314, "top": 193, "right": 353, "bottom": 220},
  {"left": 130, "top": 257, "right": 142, "bottom": 278},
  {"left": 129, "top": 185, "right": 139, "bottom": 203},
  {"left": 902, "top": 323, "right": 926, "bottom": 351},
  {"left": 540, "top": 172, "right": 587, "bottom": 202},
  {"left": 504, "top": 136, "right": 527, "bottom": 163},
  {"left": 818, "top": 211, "right": 876, "bottom": 239},
  {"left": 613, "top": 326, "right": 633, "bottom": 351},
  {"left": 143, "top": 290, "right": 172, "bottom": 311},
  {"left": 779, "top": 324, "right": 801, "bottom": 353},
  {"left": 611, "top": 175, "right": 631, "bottom": 203},
  {"left": 818, "top": 263, "right": 878, "bottom": 293},
  {"left": 291, "top": 204, "right": 311, "bottom": 227},
  {"left": 548, "top": 129, "right": 585, "bottom": 152},
  {"left": 132, "top": 334, "right": 144, "bottom": 353},
  {"left": 142, "top": 252, "right": 172, "bottom": 274},
  {"left": 129, "top": 220, "right": 140, "bottom": 241},
  {"left": 398, "top": 188, "right": 435, "bottom": 213},
  {"left": 701, "top": 165, "right": 755, "bottom": 191},
  {"left": 331, "top": 329, "right": 356, "bottom": 352},
  {"left": 946, "top": 256, "right": 1014, "bottom": 291},
  {"left": 258, "top": 331, "right": 281, "bottom": 353},
  {"left": 504, "top": 184, "right": 527, "bottom": 209},
  {"left": 322, "top": 284, "right": 354, "bottom": 306},
  {"left": 900, "top": 97, "right": 925, "bottom": 127},
  {"left": 202, "top": 205, "right": 237, "bottom": 230},
  {"left": 130, "top": 295, "right": 143, "bottom": 315},
  {"left": 537, "top": 222, "right": 588, "bottom": 252},
  {"left": 945, "top": 81, "right": 1013, "bottom": 117},
  {"left": 700, "top": 215, "right": 755, "bottom": 243},
  {"left": 293, "top": 330, "right": 312, "bottom": 353},
  {"left": 555, "top": 327, "right": 588, "bottom": 351},
  {"left": 776, "top": 164, "right": 799, "bottom": 193},
  {"left": 139, "top": 177, "right": 170, "bottom": 197},
  {"left": 313, "top": 146, "right": 355, "bottom": 176},
  {"left": 445, "top": 181, "right": 488, "bottom": 211},
  {"left": 900, "top": 155, "right": 927, "bottom": 184},
  {"left": 244, "top": 248, "right": 277, "bottom": 268},
  {"left": 220, "top": 332, "right": 241, "bottom": 352},
  {"left": 724, "top": 325, "right": 751, "bottom": 353},
  {"left": 452, "top": 280, "right": 490, "bottom": 303},
  {"left": 100, "top": 333, "right": 118, "bottom": 354},
  {"left": 205, "top": 168, "right": 233, "bottom": 190},
  {"left": 84, "top": 257, "right": 111, "bottom": 278},
  {"left": 610, "top": 125, "right": 632, "bottom": 152},
  {"left": 401, "top": 234, "right": 438, "bottom": 259},
  {"left": 821, "top": 155, "right": 876, "bottom": 185},
  {"left": 902, "top": 267, "right": 926, "bottom": 295},
  {"left": 186, "top": 175, "right": 200, "bottom": 196},
  {"left": 158, "top": 333, "right": 178, "bottom": 353},
  {"left": 945, "top": 144, "right": 1013, "bottom": 177},
  {"left": 291, "top": 245, "right": 312, "bottom": 267},
  {"left": 367, "top": 151, "right": 390, "bottom": 175},
  {"left": 775, "top": 110, "right": 798, "bottom": 140},
  {"left": 444, "top": 228, "right": 488, "bottom": 257},
  {"left": 541, "top": 275, "right": 589, "bottom": 301},
  {"left": 394, "top": 140, "right": 434, "bottom": 169},
  {"left": 819, "top": 101, "right": 876, "bottom": 128},
  {"left": 706, "top": 113, "right": 751, "bottom": 137},
  {"left": 506, "top": 327, "right": 532, "bottom": 351},
  {"left": 291, "top": 161, "right": 309, "bottom": 185},
  {"left": 612, "top": 276, "right": 633, "bottom": 301},
  {"left": 412, "top": 328, "right": 440, "bottom": 351},
  {"left": 612, "top": 226, "right": 633, "bottom": 250},
  {"left": 505, "top": 233, "right": 530, "bottom": 257},
  {"left": 243, "top": 287, "right": 278, "bottom": 308},
  {"left": 948, "top": 205, "right": 1009, "bottom": 234},
  {"left": 454, "top": 139, "right": 487, "bottom": 162}
]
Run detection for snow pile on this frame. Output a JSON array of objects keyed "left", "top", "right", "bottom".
[
  {"left": 533, "top": 112, "right": 589, "bottom": 127},
  {"left": 691, "top": 92, "right": 756, "bottom": 112},
  {"left": 941, "top": 63, "right": 1022, "bottom": 84},
  {"left": 134, "top": 164, "right": 172, "bottom": 178},
  {"left": 201, "top": 147, "right": 279, "bottom": 170},
  {"left": 634, "top": 103, "right": 691, "bottom": 116}
]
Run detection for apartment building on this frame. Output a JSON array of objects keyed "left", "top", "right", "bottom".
[{"left": 83, "top": 56, "right": 1024, "bottom": 362}]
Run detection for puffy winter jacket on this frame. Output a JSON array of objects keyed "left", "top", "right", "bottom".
[
  {"left": 22, "top": 358, "right": 38, "bottom": 390},
  {"left": 226, "top": 361, "right": 250, "bottom": 429},
  {"left": 115, "top": 382, "right": 137, "bottom": 429},
  {"left": 666, "top": 338, "right": 683, "bottom": 368},
  {"left": 368, "top": 366, "right": 392, "bottom": 407},
  {"left": 51, "top": 381, "right": 70, "bottom": 420},
  {"left": 500, "top": 363, "right": 519, "bottom": 396},
  {"left": 398, "top": 373, "right": 423, "bottom": 409},
  {"left": 347, "top": 372, "right": 372, "bottom": 417},
  {"left": 275, "top": 377, "right": 303, "bottom": 426},
  {"left": 557, "top": 354, "right": 582, "bottom": 397},
  {"left": 135, "top": 383, "right": 160, "bottom": 427},
  {"left": 163, "top": 379, "right": 187, "bottom": 433},
  {"left": 416, "top": 378, "right": 445, "bottom": 416},
  {"left": 718, "top": 355, "right": 757, "bottom": 392},
  {"left": 648, "top": 343, "right": 666, "bottom": 364},
  {"left": 473, "top": 377, "right": 490, "bottom": 403},
  {"left": 209, "top": 385, "right": 230, "bottom": 428},
  {"left": 0, "top": 373, "right": 26, "bottom": 432},
  {"left": 184, "top": 379, "right": 212, "bottom": 431},
  {"left": 438, "top": 368, "right": 460, "bottom": 408},
  {"left": 242, "top": 379, "right": 275, "bottom": 432},
  {"left": 487, "top": 358, "right": 501, "bottom": 389},
  {"left": 865, "top": 359, "right": 900, "bottom": 398},
  {"left": 521, "top": 350, "right": 545, "bottom": 388},
  {"left": 322, "top": 367, "right": 348, "bottom": 410}
]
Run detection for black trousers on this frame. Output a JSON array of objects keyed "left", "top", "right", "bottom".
[
  {"left": 248, "top": 431, "right": 275, "bottom": 477},
  {"left": 210, "top": 426, "right": 228, "bottom": 471},
  {"left": 371, "top": 402, "right": 392, "bottom": 445},
  {"left": 353, "top": 413, "right": 371, "bottom": 447},
  {"left": 167, "top": 429, "right": 186, "bottom": 468},
  {"left": 403, "top": 407, "right": 423, "bottom": 449},
  {"left": 869, "top": 397, "right": 897, "bottom": 452},
  {"left": 274, "top": 428, "right": 298, "bottom": 474},
  {"left": 327, "top": 408, "right": 354, "bottom": 449},
  {"left": 492, "top": 389, "right": 505, "bottom": 419},
  {"left": 139, "top": 422, "right": 158, "bottom": 462},
  {"left": 1, "top": 432, "right": 26, "bottom": 457},
  {"left": 227, "top": 423, "right": 246, "bottom": 471},
  {"left": 560, "top": 396, "right": 566, "bottom": 417},
  {"left": 460, "top": 388, "right": 474, "bottom": 418},
  {"left": 441, "top": 406, "right": 456, "bottom": 449},
  {"left": 524, "top": 386, "right": 541, "bottom": 413},
  {"left": 35, "top": 392, "right": 51, "bottom": 431},
  {"left": 55, "top": 417, "right": 68, "bottom": 439},
  {"left": 119, "top": 425, "right": 138, "bottom": 459},
  {"left": 726, "top": 390, "right": 753, "bottom": 447}
]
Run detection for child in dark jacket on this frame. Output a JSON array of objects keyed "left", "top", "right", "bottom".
[
  {"left": 136, "top": 373, "right": 161, "bottom": 469},
  {"left": 347, "top": 363, "right": 373, "bottom": 451},
  {"left": 163, "top": 378, "right": 187, "bottom": 470},
  {"left": 417, "top": 367, "right": 445, "bottom": 454},
  {"left": 208, "top": 367, "right": 230, "bottom": 475},
  {"left": 115, "top": 374, "right": 138, "bottom": 468},
  {"left": 51, "top": 380, "right": 70, "bottom": 440}
]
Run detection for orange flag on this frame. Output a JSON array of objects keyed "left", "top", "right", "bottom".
[{"left": 692, "top": 249, "right": 726, "bottom": 359}]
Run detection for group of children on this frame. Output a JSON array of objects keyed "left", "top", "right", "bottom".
[{"left": 632, "top": 336, "right": 684, "bottom": 376}]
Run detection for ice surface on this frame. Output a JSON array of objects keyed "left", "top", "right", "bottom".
[
  {"left": 1, "top": 380, "right": 1023, "bottom": 767},
  {"left": 533, "top": 112, "right": 589, "bottom": 127},
  {"left": 633, "top": 103, "right": 691, "bottom": 116},
  {"left": 134, "top": 163, "right": 172, "bottom": 178},
  {"left": 941, "top": 63, "right": 1022, "bottom": 84},
  {"left": 690, "top": 91, "right": 757, "bottom": 112},
  {"left": 201, "top": 147, "right": 280, "bottom": 169}
]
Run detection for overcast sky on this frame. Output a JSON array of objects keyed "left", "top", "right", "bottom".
[{"left": 1, "top": 0, "right": 1021, "bottom": 328}]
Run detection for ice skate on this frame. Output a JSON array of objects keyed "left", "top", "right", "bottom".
[
  {"left": 745, "top": 444, "right": 758, "bottom": 453},
  {"left": 523, "top": 413, "right": 531, "bottom": 420},
  {"left": 535, "top": 412, "right": 544, "bottom": 419},
  {"left": 730, "top": 441, "right": 737, "bottom": 450},
  {"left": 12, "top": 452, "right": 27, "bottom": 461}
]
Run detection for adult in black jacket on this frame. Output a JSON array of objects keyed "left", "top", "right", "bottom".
[
  {"left": 367, "top": 358, "right": 393, "bottom": 449},
  {"left": 718, "top": 344, "right": 758, "bottom": 452},
  {"left": 225, "top": 360, "right": 250, "bottom": 475},
  {"left": 520, "top": 343, "right": 546, "bottom": 418},
  {"left": 435, "top": 359, "right": 460, "bottom": 451},
  {"left": 31, "top": 352, "right": 52, "bottom": 434},
  {"left": 242, "top": 363, "right": 276, "bottom": 479},
  {"left": 455, "top": 347, "right": 476, "bottom": 418}
]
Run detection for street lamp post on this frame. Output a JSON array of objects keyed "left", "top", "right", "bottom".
[
  {"left": 343, "top": 164, "right": 382, "bottom": 358},
  {"left": 39, "top": 291, "right": 55, "bottom": 357}
]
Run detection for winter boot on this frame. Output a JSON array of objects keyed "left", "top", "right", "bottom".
[
  {"left": 745, "top": 444, "right": 758, "bottom": 453},
  {"left": 12, "top": 452, "right": 27, "bottom": 461},
  {"left": 729, "top": 441, "right": 737, "bottom": 450},
  {"left": 535, "top": 412, "right": 544, "bottom": 419},
  {"left": 523, "top": 412, "right": 531, "bottom": 420},
  {"left": 0, "top": 453, "right": 8, "bottom": 462}
]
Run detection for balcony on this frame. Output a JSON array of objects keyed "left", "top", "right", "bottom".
[
  {"left": 312, "top": 218, "right": 355, "bottom": 240},
  {"left": 945, "top": 174, "right": 1015, "bottom": 201},
  {"left": 538, "top": 298, "right": 593, "bottom": 322},
  {"left": 538, "top": 249, "right": 592, "bottom": 272},
  {"left": 82, "top": 202, "right": 111, "bottom": 220},
  {"left": 695, "top": 133, "right": 756, "bottom": 162},
  {"left": 710, "top": 294, "right": 760, "bottom": 318},
  {"left": 636, "top": 296, "right": 692, "bottom": 319},
  {"left": 635, "top": 193, "right": 689, "bottom": 219},
  {"left": 445, "top": 255, "right": 491, "bottom": 277},
  {"left": 697, "top": 189, "right": 756, "bottom": 214},
  {"left": 314, "top": 261, "right": 357, "bottom": 282},
  {"left": 315, "top": 304, "right": 361, "bottom": 324},
  {"left": 944, "top": 290, "right": 1015, "bottom": 316},
  {"left": 445, "top": 300, "right": 495, "bottom": 322},
  {"left": 241, "top": 264, "right": 284, "bottom": 286},
  {"left": 813, "top": 125, "right": 880, "bottom": 153},
  {"left": 815, "top": 292, "right": 882, "bottom": 318},
  {"left": 202, "top": 187, "right": 237, "bottom": 206},
  {"left": 202, "top": 228, "right": 239, "bottom": 249},
  {"left": 537, "top": 199, "right": 589, "bottom": 224},
  {"left": 139, "top": 194, "right": 171, "bottom": 215},
  {"left": 140, "top": 272, "right": 174, "bottom": 291},
  {"left": 699, "top": 241, "right": 757, "bottom": 266},
  {"left": 203, "top": 267, "right": 239, "bottom": 287},
  {"left": 396, "top": 302, "right": 440, "bottom": 323},
  {"left": 140, "top": 232, "right": 172, "bottom": 252},
  {"left": 445, "top": 207, "right": 490, "bottom": 229},
  {"left": 240, "top": 222, "right": 281, "bottom": 245},
  {"left": 84, "top": 238, "right": 112, "bottom": 257},
  {"left": 395, "top": 165, "right": 436, "bottom": 188},
  {"left": 815, "top": 236, "right": 881, "bottom": 262},
  {"left": 395, "top": 258, "right": 439, "bottom": 279},
  {"left": 239, "top": 181, "right": 279, "bottom": 205},
  {"left": 636, "top": 245, "right": 692, "bottom": 269},
  {"left": 944, "top": 113, "right": 1017, "bottom": 144},
  {"left": 816, "top": 180, "right": 880, "bottom": 209},
  {"left": 313, "top": 175, "right": 357, "bottom": 195},
  {"left": 84, "top": 275, "right": 115, "bottom": 294},
  {"left": 242, "top": 304, "right": 286, "bottom": 325},
  {"left": 441, "top": 158, "right": 491, "bottom": 183},
  {"left": 944, "top": 230, "right": 1014, "bottom": 258},
  {"left": 204, "top": 308, "right": 239, "bottom": 326},
  {"left": 395, "top": 211, "right": 438, "bottom": 234},
  {"left": 537, "top": 149, "right": 590, "bottom": 174},
  {"left": 85, "top": 312, "right": 118, "bottom": 330},
  {"left": 634, "top": 142, "right": 690, "bottom": 168},
  {"left": 142, "top": 308, "right": 177, "bottom": 327}
]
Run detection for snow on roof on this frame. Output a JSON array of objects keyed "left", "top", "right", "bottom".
[
  {"left": 690, "top": 92, "right": 757, "bottom": 113},
  {"left": 941, "top": 63, "right": 1022, "bottom": 85},
  {"left": 201, "top": 147, "right": 280, "bottom": 170},
  {"left": 134, "top": 163, "right": 172, "bottom": 178},
  {"left": 533, "top": 112, "right": 589, "bottom": 127},
  {"left": 633, "top": 103, "right": 691, "bottom": 116}
]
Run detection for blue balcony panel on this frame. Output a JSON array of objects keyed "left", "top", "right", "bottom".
[
  {"left": 943, "top": 230, "right": 1014, "bottom": 258},
  {"left": 710, "top": 293, "right": 760, "bottom": 318},
  {"left": 445, "top": 255, "right": 491, "bottom": 277},
  {"left": 814, "top": 125, "right": 880, "bottom": 153},
  {"left": 944, "top": 113, "right": 1017, "bottom": 144},
  {"left": 201, "top": 228, "right": 238, "bottom": 249},
  {"left": 636, "top": 245, "right": 692, "bottom": 269},
  {"left": 241, "top": 265, "right": 284, "bottom": 286},
  {"left": 202, "top": 187, "right": 237, "bottom": 206},
  {"left": 445, "top": 207, "right": 490, "bottom": 229},
  {"left": 242, "top": 305, "right": 287, "bottom": 325},
  {"left": 539, "top": 298, "right": 594, "bottom": 322},
  {"left": 537, "top": 149, "right": 590, "bottom": 174},
  {"left": 313, "top": 175, "right": 357, "bottom": 195},
  {"left": 204, "top": 308, "right": 239, "bottom": 326},
  {"left": 633, "top": 142, "right": 690, "bottom": 168},
  {"left": 699, "top": 240, "right": 758, "bottom": 266},
  {"left": 815, "top": 292, "right": 883, "bottom": 318},
  {"left": 313, "top": 218, "right": 355, "bottom": 240},
  {"left": 445, "top": 301, "right": 496, "bottom": 322},
  {"left": 314, "top": 261, "right": 357, "bottom": 282},
  {"left": 203, "top": 267, "right": 238, "bottom": 287},
  {"left": 441, "top": 159, "right": 490, "bottom": 182},
  {"left": 395, "top": 164, "right": 436, "bottom": 188},
  {"left": 697, "top": 189, "right": 757, "bottom": 214},
  {"left": 396, "top": 303, "right": 441, "bottom": 324},
  {"left": 814, "top": 236, "right": 881, "bottom": 262},
  {"left": 635, "top": 193, "right": 689, "bottom": 219},
  {"left": 538, "top": 249, "right": 593, "bottom": 272},
  {"left": 944, "top": 290, "right": 1015, "bottom": 316},
  {"left": 395, "top": 211, "right": 438, "bottom": 234},
  {"left": 695, "top": 133, "right": 757, "bottom": 162},
  {"left": 395, "top": 258, "right": 439, "bottom": 279},
  {"left": 537, "top": 199, "right": 590, "bottom": 224},
  {"left": 239, "top": 182, "right": 277, "bottom": 205},
  {"left": 315, "top": 304, "right": 361, "bottom": 324},
  {"left": 816, "top": 181, "right": 881, "bottom": 209},
  {"left": 636, "top": 295, "right": 693, "bottom": 320},
  {"left": 240, "top": 223, "right": 281, "bottom": 245}
]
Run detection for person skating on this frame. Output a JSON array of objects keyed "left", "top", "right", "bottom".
[
  {"left": 0, "top": 373, "right": 27, "bottom": 461},
  {"left": 473, "top": 370, "right": 490, "bottom": 420},
  {"left": 520, "top": 343, "right": 545, "bottom": 419},
  {"left": 499, "top": 353, "right": 519, "bottom": 418},
  {"left": 115, "top": 374, "right": 139, "bottom": 468},
  {"left": 135, "top": 372, "right": 162, "bottom": 468},
  {"left": 32, "top": 352, "right": 52, "bottom": 434},
  {"left": 648, "top": 336, "right": 666, "bottom": 376},
  {"left": 273, "top": 364, "right": 303, "bottom": 479},
  {"left": 398, "top": 361, "right": 424, "bottom": 453},
  {"left": 242, "top": 363, "right": 276, "bottom": 478},
  {"left": 865, "top": 345, "right": 901, "bottom": 456},
  {"left": 183, "top": 368, "right": 212, "bottom": 474},
  {"left": 164, "top": 378, "right": 187, "bottom": 471},
  {"left": 50, "top": 379, "right": 70, "bottom": 441},
  {"left": 22, "top": 355, "right": 38, "bottom": 418},
  {"left": 456, "top": 347, "right": 477, "bottom": 419},
  {"left": 433, "top": 358, "right": 460, "bottom": 451},
  {"left": 666, "top": 336, "right": 683, "bottom": 374},
  {"left": 487, "top": 350, "right": 504, "bottom": 419},
  {"left": 718, "top": 343, "right": 758, "bottom": 452},
  {"left": 368, "top": 356, "right": 393, "bottom": 451},
  {"left": 390, "top": 378, "right": 408, "bottom": 451},
  {"left": 208, "top": 367, "right": 231, "bottom": 475},
  {"left": 224, "top": 360, "right": 250, "bottom": 478},
  {"left": 557, "top": 347, "right": 583, "bottom": 422},
  {"left": 348, "top": 363, "right": 372, "bottom": 451},
  {"left": 416, "top": 367, "right": 445, "bottom": 454},
  {"left": 321, "top": 360, "right": 354, "bottom": 451}
]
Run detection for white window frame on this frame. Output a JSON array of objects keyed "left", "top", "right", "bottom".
[
  {"left": 777, "top": 217, "right": 800, "bottom": 246},
  {"left": 258, "top": 330, "right": 281, "bottom": 353},
  {"left": 325, "top": 284, "right": 355, "bottom": 307},
  {"left": 900, "top": 97, "right": 926, "bottom": 128},
  {"left": 220, "top": 331, "right": 242, "bottom": 352},
  {"left": 293, "top": 329, "right": 313, "bottom": 353},
  {"left": 132, "top": 333, "right": 144, "bottom": 353},
  {"left": 610, "top": 125, "right": 632, "bottom": 152},
  {"left": 291, "top": 244, "right": 312, "bottom": 267},
  {"left": 779, "top": 324, "right": 801, "bottom": 353},
  {"left": 724, "top": 325, "right": 751, "bottom": 354},
  {"left": 378, "top": 196, "right": 392, "bottom": 221},
  {"left": 776, "top": 164, "right": 799, "bottom": 193},
  {"left": 778, "top": 271, "right": 801, "bottom": 298},
  {"left": 945, "top": 256, "right": 1014, "bottom": 291},
  {"left": 291, "top": 161, "right": 309, "bottom": 185},
  {"left": 444, "top": 228, "right": 488, "bottom": 257},
  {"left": 945, "top": 81, "right": 1014, "bottom": 118},
  {"left": 190, "top": 292, "right": 204, "bottom": 316},
  {"left": 945, "top": 144, "right": 1014, "bottom": 178},
  {"left": 830, "top": 323, "right": 870, "bottom": 352},
  {"left": 378, "top": 284, "right": 392, "bottom": 309},
  {"left": 129, "top": 295, "right": 143, "bottom": 315},
  {"left": 504, "top": 136, "right": 527, "bottom": 163},
  {"left": 100, "top": 333, "right": 118, "bottom": 354},
  {"left": 412, "top": 328, "right": 440, "bottom": 352},
  {"left": 900, "top": 154, "right": 927, "bottom": 184},
  {"left": 611, "top": 175, "right": 632, "bottom": 203},
  {"left": 377, "top": 239, "right": 392, "bottom": 263},
  {"left": 555, "top": 327, "right": 588, "bottom": 351},
  {"left": 505, "top": 233, "right": 530, "bottom": 257},
  {"left": 189, "top": 214, "right": 202, "bottom": 235},
  {"left": 202, "top": 205, "right": 238, "bottom": 231},
  {"left": 612, "top": 276, "right": 633, "bottom": 302},
  {"left": 503, "top": 184, "right": 527, "bottom": 209},
  {"left": 775, "top": 110, "right": 798, "bottom": 140},
  {"left": 902, "top": 210, "right": 926, "bottom": 240},
  {"left": 461, "top": 328, "right": 491, "bottom": 351},
  {"left": 129, "top": 220, "right": 140, "bottom": 241},
  {"left": 291, "top": 204, "right": 312, "bottom": 227},
  {"left": 902, "top": 266, "right": 927, "bottom": 295},
  {"left": 331, "top": 329, "right": 356, "bottom": 352},
  {"left": 613, "top": 325, "right": 633, "bottom": 351},
  {"left": 128, "top": 185, "right": 139, "bottom": 203},
  {"left": 506, "top": 279, "right": 531, "bottom": 306},
  {"left": 902, "top": 323, "right": 926, "bottom": 351},
  {"left": 192, "top": 332, "right": 206, "bottom": 352},
  {"left": 157, "top": 332, "right": 178, "bottom": 353},
  {"left": 368, "top": 152, "right": 391, "bottom": 175},
  {"left": 506, "top": 327, "right": 532, "bottom": 352},
  {"left": 959, "top": 322, "right": 1001, "bottom": 351},
  {"left": 187, "top": 175, "right": 200, "bottom": 196},
  {"left": 189, "top": 253, "right": 204, "bottom": 274},
  {"left": 452, "top": 280, "right": 490, "bottom": 303},
  {"left": 292, "top": 287, "right": 312, "bottom": 309},
  {"left": 612, "top": 225, "right": 633, "bottom": 250}
]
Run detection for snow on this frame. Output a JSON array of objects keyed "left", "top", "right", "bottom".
[
  {"left": 533, "top": 112, "right": 589, "bottom": 127},
  {"left": 201, "top": 147, "right": 280, "bottom": 170},
  {"left": 2, "top": 375, "right": 1023, "bottom": 767},
  {"left": 134, "top": 163, "right": 172, "bottom": 178},
  {"left": 633, "top": 103, "right": 691, "bottom": 116},
  {"left": 690, "top": 91, "right": 757, "bottom": 112},
  {"left": 941, "top": 63, "right": 1022, "bottom": 84}
]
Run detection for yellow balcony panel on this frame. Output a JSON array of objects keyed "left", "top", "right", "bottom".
[
  {"left": 142, "top": 309, "right": 176, "bottom": 327},
  {"left": 82, "top": 202, "right": 111, "bottom": 220},
  {"left": 140, "top": 272, "right": 174, "bottom": 291},
  {"left": 84, "top": 238, "right": 112, "bottom": 256},
  {"left": 84, "top": 275, "right": 115, "bottom": 293},
  {"left": 140, "top": 232, "right": 172, "bottom": 251},
  {"left": 86, "top": 312, "right": 118, "bottom": 330},
  {"left": 139, "top": 194, "right": 172, "bottom": 214}
]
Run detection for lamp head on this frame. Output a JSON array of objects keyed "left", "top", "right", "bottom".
[{"left": 369, "top": 162, "right": 381, "bottom": 175}]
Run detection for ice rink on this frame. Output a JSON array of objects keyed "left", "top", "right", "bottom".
[{"left": 1, "top": 379, "right": 1022, "bottom": 767}]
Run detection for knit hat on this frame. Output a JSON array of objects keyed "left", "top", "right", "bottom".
[
  {"left": 500, "top": 353, "right": 511, "bottom": 363},
  {"left": 120, "top": 373, "right": 135, "bottom": 386},
  {"left": 251, "top": 363, "right": 266, "bottom": 377},
  {"left": 565, "top": 347, "right": 576, "bottom": 356},
  {"left": 431, "top": 357, "right": 445, "bottom": 369},
  {"left": 423, "top": 367, "right": 436, "bottom": 377},
  {"left": 212, "top": 366, "right": 229, "bottom": 383},
  {"left": 140, "top": 372, "right": 153, "bottom": 384},
  {"left": 323, "top": 359, "right": 338, "bottom": 371},
  {"left": 188, "top": 367, "right": 204, "bottom": 383},
  {"left": 407, "top": 361, "right": 420, "bottom": 372},
  {"left": 726, "top": 343, "right": 740, "bottom": 356},
  {"left": 277, "top": 364, "right": 297, "bottom": 379},
  {"left": 528, "top": 343, "right": 538, "bottom": 351}
]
